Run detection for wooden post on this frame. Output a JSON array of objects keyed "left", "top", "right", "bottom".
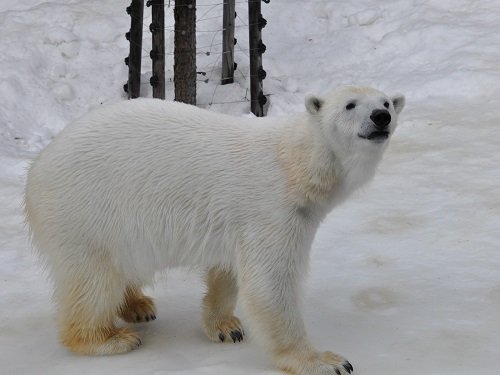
[
  {"left": 174, "top": 0, "right": 197, "bottom": 105},
  {"left": 125, "top": 0, "right": 144, "bottom": 99},
  {"left": 149, "top": 0, "right": 165, "bottom": 99},
  {"left": 221, "top": 0, "right": 235, "bottom": 85},
  {"left": 248, "top": 0, "right": 267, "bottom": 116}
]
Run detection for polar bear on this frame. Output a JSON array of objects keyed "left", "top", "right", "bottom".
[{"left": 25, "top": 86, "right": 404, "bottom": 374}]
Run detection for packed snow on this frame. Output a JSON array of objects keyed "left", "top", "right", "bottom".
[{"left": 1, "top": 0, "right": 499, "bottom": 374}]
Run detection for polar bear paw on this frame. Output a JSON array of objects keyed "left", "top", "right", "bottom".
[
  {"left": 99, "top": 327, "right": 143, "bottom": 355},
  {"left": 62, "top": 326, "right": 142, "bottom": 355},
  {"left": 278, "top": 350, "right": 353, "bottom": 375},
  {"left": 119, "top": 294, "right": 157, "bottom": 323},
  {"left": 310, "top": 351, "right": 354, "bottom": 375},
  {"left": 203, "top": 315, "right": 245, "bottom": 343}
]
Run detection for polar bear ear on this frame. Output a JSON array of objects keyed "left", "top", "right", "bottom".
[
  {"left": 305, "top": 95, "right": 324, "bottom": 115},
  {"left": 391, "top": 94, "right": 405, "bottom": 114}
]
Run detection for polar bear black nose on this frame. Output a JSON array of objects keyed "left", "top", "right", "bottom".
[{"left": 370, "top": 109, "right": 391, "bottom": 129}]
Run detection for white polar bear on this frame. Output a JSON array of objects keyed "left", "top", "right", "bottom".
[{"left": 25, "top": 86, "right": 404, "bottom": 375}]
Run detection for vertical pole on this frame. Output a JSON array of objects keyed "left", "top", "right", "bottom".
[
  {"left": 125, "top": 0, "right": 144, "bottom": 99},
  {"left": 174, "top": 0, "right": 197, "bottom": 105},
  {"left": 149, "top": 0, "right": 165, "bottom": 99},
  {"left": 248, "top": 0, "right": 267, "bottom": 116},
  {"left": 221, "top": 0, "right": 236, "bottom": 85}
]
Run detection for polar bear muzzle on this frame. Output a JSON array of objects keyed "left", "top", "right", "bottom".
[{"left": 357, "top": 109, "right": 392, "bottom": 142}]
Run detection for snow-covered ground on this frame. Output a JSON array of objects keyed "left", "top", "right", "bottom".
[{"left": 1, "top": 0, "right": 500, "bottom": 374}]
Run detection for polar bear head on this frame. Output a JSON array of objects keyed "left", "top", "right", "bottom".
[{"left": 305, "top": 86, "right": 405, "bottom": 156}]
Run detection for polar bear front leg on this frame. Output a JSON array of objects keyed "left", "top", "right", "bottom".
[
  {"left": 238, "top": 238, "right": 353, "bottom": 375},
  {"left": 202, "top": 266, "right": 244, "bottom": 343}
]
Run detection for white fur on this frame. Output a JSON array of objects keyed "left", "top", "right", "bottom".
[{"left": 25, "top": 86, "right": 404, "bottom": 374}]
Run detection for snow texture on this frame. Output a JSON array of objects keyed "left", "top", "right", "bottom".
[{"left": 1, "top": 0, "right": 499, "bottom": 374}]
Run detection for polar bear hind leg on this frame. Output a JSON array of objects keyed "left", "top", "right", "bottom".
[
  {"left": 202, "top": 266, "right": 244, "bottom": 343},
  {"left": 119, "top": 285, "right": 157, "bottom": 323},
  {"left": 55, "top": 248, "right": 142, "bottom": 355}
]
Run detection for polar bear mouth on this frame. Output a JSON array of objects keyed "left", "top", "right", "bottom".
[{"left": 358, "top": 130, "right": 390, "bottom": 141}]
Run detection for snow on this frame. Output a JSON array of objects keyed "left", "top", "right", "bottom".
[{"left": 1, "top": 0, "right": 499, "bottom": 374}]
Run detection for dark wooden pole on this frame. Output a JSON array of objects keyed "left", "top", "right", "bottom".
[
  {"left": 126, "top": 0, "right": 144, "bottom": 99},
  {"left": 174, "top": 0, "right": 197, "bottom": 105},
  {"left": 248, "top": 0, "right": 267, "bottom": 116},
  {"left": 149, "top": 0, "right": 165, "bottom": 99},
  {"left": 221, "top": 0, "right": 235, "bottom": 85}
]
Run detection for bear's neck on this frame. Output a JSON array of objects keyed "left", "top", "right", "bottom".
[
  {"left": 277, "top": 114, "right": 342, "bottom": 209},
  {"left": 277, "top": 114, "right": 383, "bottom": 212}
]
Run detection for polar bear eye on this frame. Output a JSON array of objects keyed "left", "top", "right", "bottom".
[
  {"left": 384, "top": 101, "right": 390, "bottom": 108},
  {"left": 346, "top": 102, "right": 356, "bottom": 110}
]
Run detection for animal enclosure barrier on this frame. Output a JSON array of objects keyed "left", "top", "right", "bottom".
[{"left": 124, "top": 0, "right": 269, "bottom": 116}]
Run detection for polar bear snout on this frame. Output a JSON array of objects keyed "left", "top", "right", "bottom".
[
  {"left": 370, "top": 109, "right": 391, "bottom": 130},
  {"left": 356, "top": 109, "right": 392, "bottom": 142}
]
